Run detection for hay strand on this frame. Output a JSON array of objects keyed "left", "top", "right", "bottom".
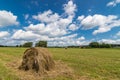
[{"left": 19, "top": 47, "right": 55, "bottom": 74}]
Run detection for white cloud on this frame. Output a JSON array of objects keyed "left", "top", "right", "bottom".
[
  {"left": 77, "top": 15, "right": 85, "bottom": 21},
  {"left": 11, "top": 29, "right": 88, "bottom": 46},
  {"left": 12, "top": 30, "right": 40, "bottom": 40},
  {"left": 0, "top": 10, "right": 19, "bottom": 27},
  {"left": 24, "top": 23, "right": 45, "bottom": 32},
  {"left": 68, "top": 24, "right": 78, "bottom": 31},
  {"left": 24, "top": 23, "right": 67, "bottom": 37},
  {"left": 107, "top": 0, "right": 120, "bottom": 7},
  {"left": 115, "top": 31, "right": 120, "bottom": 38},
  {"left": 0, "top": 1, "right": 89, "bottom": 46},
  {"left": 29, "top": 0, "right": 77, "bottom": 37},
  {"left": 0, "top": 31, "right": 9, "bottom": 38},
  {"left": 79, "top": 14, "right": 120, "bottom": 35},
  {"left": 24, "top": 14, "right": 29, "bottom": 20},
  {"left": 93, "top": 27, "right": 111, "bottom": 35},
  {"left": 63, "top": 0, "right": 77, "bottom": 16},
  {"left": 78, "top": 36, "right": 85, "bottom": 41},
  {"left": 2, "top": 0, "right": 120, "bottom": 47},
  {"left": 99, "top": 39, "right": 120, "bottom": 44},
  {"left": 33, "top": 10, "right": 60, "bottom": 23},
  {"left": 48, "top": 34, "right": 88, "bottom": 46},
  {"left": 116, "top": 31, "right": 120, "bottom": 36},
  {"left": 107, "top": 1, "right": 116, "bottom": 7}
]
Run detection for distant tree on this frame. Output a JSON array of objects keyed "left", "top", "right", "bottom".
[
  {"left": 16, "top": 45, "right": 19, "bottom": 47},
  {"left": 23, "top": 42, "right": 33, "bottom": 47},
  {"left": 99, "top": 43, "right": 105, "bottom": 48},
  {"left": 89, "top": 42, "right": 99, "bottom": 48},
  {"left": 35, "top": 41, "right": 47, "bottom": 47},
  {"left": 18, "top": 45, "right": 23, "bottom": 47},
  {"left": 99, "top": 43, "right": 112, "bottom": 48},
  {"left": 0, "top": 45, "right": 4, "bottom": 47},
  {"left": 89, "top": 42, "right": 112, "bottom": 48},
  {"left": 105, "top": 44, "right": 112, "bottom": 48}
]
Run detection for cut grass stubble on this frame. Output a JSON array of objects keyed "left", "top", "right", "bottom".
[{"left": 0, "top": 47, "right": 120, "bottom": 80}]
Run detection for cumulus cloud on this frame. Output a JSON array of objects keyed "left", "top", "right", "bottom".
[
  {"left": 107, "top": 0, "right": 120, "bottom": 7},
  {"left": 9, "top": 0, "right": 81, "bottom": 46},
  {"left": 116, "top": 31, "right": 120, "bottom": 36},
  {"left": 24, "top": 23, "right": 67, "bottom": 37},
  {"left": 33, "top": 10, "right": 60, "bottom": 23},
  {"left": 68, "top": 24, "right": 79, "bottom": 31},
  {"left": 48, "top": 34, "right": 88, "bottom": 46},
  {"left": 78, "top": 14, "right": 120, "bottom": 35},
  {"left": 12, "top": 30, "right": 40, "bottom": 40},
  {"left": 0, "top": 31, "right": 10, "bottom": 38},
  {"left": 0, "top": 10, "right": 19, "bottom": 27},
  {"left": 11, "top": 29, "right": 87, "bottom": 46},
  {"left": 77, "top": 15, "right": 85, "bottom": 21},
  {"left": 29, "top": 0, "right": 77, "bottom": 38},
  {"left": 9, "top": 0, "right": 120, "bottom": 46},
  {"left": 99, "top": 39, "right": 120, "bottom": 44},
  {"left": 24, "top": 24, "right": 45, "bottom": 32},
  {"left": 5, "top": 0, "right": 120, "bottom": 46},
  {"left": 63, "top": 0, "right": 77, "bottom": 16}
]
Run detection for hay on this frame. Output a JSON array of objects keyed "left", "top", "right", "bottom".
[{"left": 19, "top": 47, "right": 55, "bottom": 74}]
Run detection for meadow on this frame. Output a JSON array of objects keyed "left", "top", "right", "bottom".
[{"left": 0, "top": 47, "right": 120, "bottom": 80}]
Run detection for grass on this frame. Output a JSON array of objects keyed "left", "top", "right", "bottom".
[
  {"left": 0, "top": 47, "right": 120, "bottom": 80},
  {"left": 0, "top": 47, "right": 24, "bottom": 80}
]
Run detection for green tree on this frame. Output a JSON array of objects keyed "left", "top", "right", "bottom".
[
  {"left": 99, "top": 43, "right": 112, "bottom": 48},
  {"left": 105, "top": 44, "right": 111, "bottom": 48},
  {"left": 16, "top": 45, "right": 19, "bottom": 47},
  {"left": 89, "top": 42, "right": 99, "bottom": 48},
  {"left": 23, "top": 42, "right": 33, "bottom": 47},
  {"left": 99, "top": 43, "right": 105, "bottom": 48},
  {"left": 35, "top": 41, "right": 47, "bottom": 47}
]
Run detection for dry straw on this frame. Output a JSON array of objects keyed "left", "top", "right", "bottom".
[{"left": 19, "top": 47, "right": 55, "bottom": 74}]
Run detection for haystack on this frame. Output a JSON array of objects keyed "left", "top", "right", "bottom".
[{"left": 19, "top": 47, "right": 55, "bottom": 74}]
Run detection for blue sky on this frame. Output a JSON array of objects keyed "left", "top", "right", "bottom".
[{"left": 0, "top": 0, "right": 120, "bottom": 46}]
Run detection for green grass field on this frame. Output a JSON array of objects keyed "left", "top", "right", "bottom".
[{"left": 0, "top": 47, "right": 120, "bottom": 80}]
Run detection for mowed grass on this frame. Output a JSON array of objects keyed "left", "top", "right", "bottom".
[
  {"left": 0, "top": 47, "right": 25, "bottom": 80},
  {"left": 49, "top": 48, "right": 120, "bottom": 80},
  {"left": 0, "top": 47, "right": 120, "bottom": 80}
]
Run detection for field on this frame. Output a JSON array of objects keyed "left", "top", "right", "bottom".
[{"left": 0, "top": 47, "right": 120, "bottom": 80}]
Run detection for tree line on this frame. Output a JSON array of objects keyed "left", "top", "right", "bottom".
[
  {"left": 0, "top": 41, "right": 119, "bottom": 48},
  {"left": 16, "top": 41, "right": 47, "bottom": 47},
  {"left": 89, "top": 42, "right": 112, "bottom": 48}
]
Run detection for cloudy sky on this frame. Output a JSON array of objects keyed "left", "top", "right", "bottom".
[{"left": 0, "top": 0, "right": 120, "bottom": 46}]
